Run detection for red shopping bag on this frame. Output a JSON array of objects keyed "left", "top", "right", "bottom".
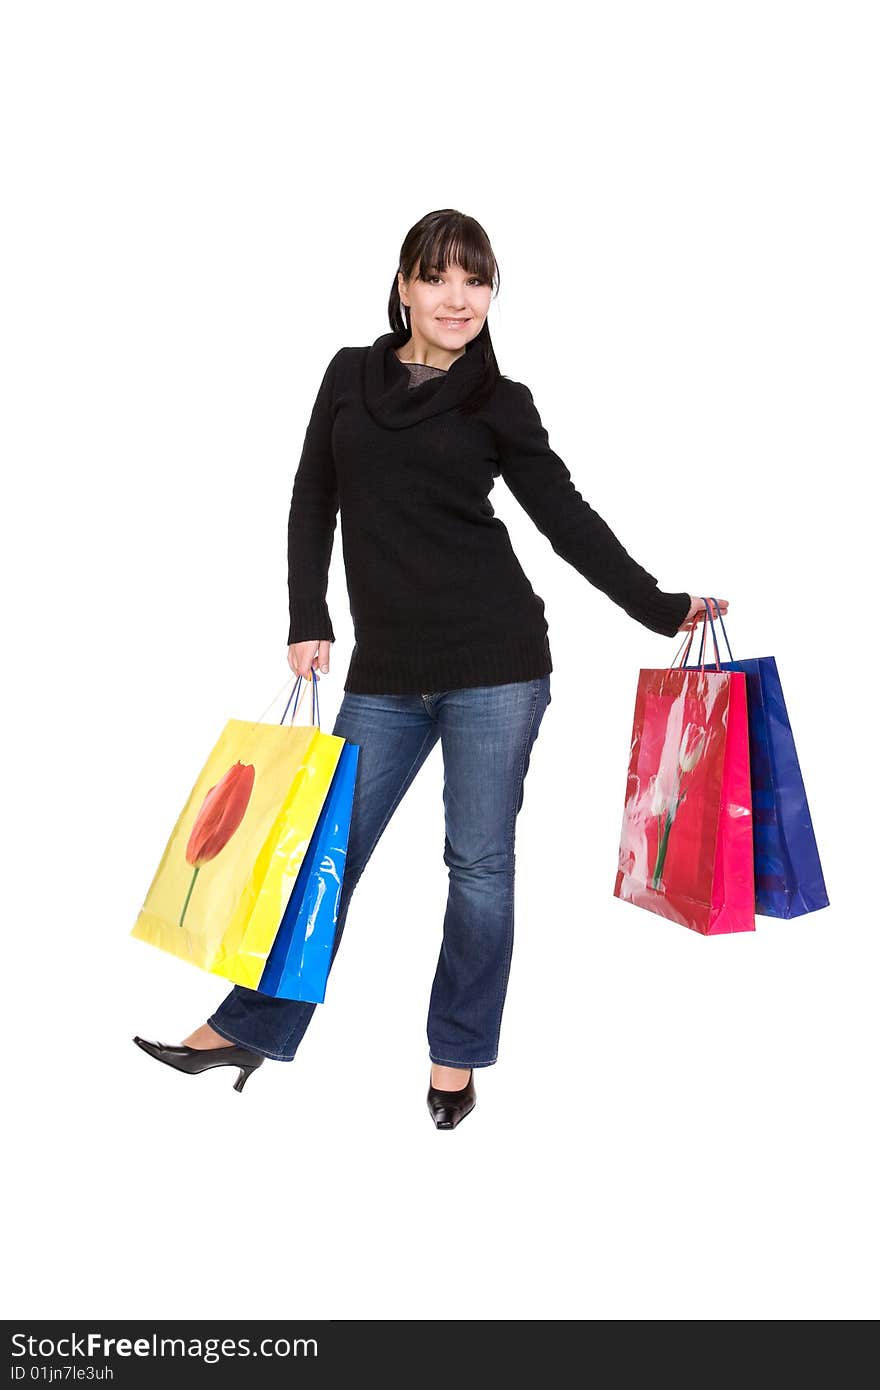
[{"left": 613, "top": 611, "right": 755, "bottom": 935}]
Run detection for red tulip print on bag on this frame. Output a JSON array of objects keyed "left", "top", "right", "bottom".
[
  {"left": 179, "top": 761, "right": 256, "bottom": 930},
  {"left": 649, "top": 721, "right": 708, "bottom": 889}
]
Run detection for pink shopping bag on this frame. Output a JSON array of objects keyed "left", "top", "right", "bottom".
[{"left": 613, "top": 606, "right": 755, "bottom": 935}]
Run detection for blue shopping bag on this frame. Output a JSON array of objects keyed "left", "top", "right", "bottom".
[
  {"left": 258, "top": 674, "right": 359, "bottom": 1002},
  {"left": 679, "top": 599, "right": 829, "bottom": 920},
  {"left": 258, "top": 740, "right": 359, "bottom": 1002}
]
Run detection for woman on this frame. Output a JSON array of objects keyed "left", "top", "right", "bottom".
[{"left": 134, "top": 208, "right": 729, "bottom": 1127}]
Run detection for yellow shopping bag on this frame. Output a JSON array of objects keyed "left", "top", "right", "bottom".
[{"left": 131, "top": 678, "right": 345, "bottom": 990}]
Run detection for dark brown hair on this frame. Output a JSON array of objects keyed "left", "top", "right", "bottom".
[{"left": 387, "top": 209, "right": 501, "bottom": 412}]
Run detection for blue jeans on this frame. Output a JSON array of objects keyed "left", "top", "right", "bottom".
[{"left": 207, "top": 675, "right": 552, "bottom": 1068}]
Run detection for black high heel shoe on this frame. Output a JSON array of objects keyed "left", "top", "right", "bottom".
[
  {"left": 132, "top": 1036, "right": 264, "bottom": 1092},
  {"left": 427, "top": 1068, "right": 476, "bottom": 1129}
]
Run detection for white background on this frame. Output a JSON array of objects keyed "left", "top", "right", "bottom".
[{"left": 3, "top": 0, "right": 876, "bottom": 1322}]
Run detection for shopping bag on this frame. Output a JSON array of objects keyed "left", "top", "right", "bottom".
[
  {"left": 258, "top": 739, "right": 360, "bottom": 1003},
  {"left": 613, "top": 599, "right": 755, "bottom": 935},
  {"left": 682, "top": 599, "right": 829, "bottom": 920},
  {"left": 131, "top": 674, "right": 348, "bottom": 989}
]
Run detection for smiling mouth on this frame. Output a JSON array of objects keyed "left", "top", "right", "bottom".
[{"left": 437, "top": 318, "right": 470, "bottom": 326}]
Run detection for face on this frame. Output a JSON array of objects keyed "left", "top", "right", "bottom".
[{"left": 397, "top": 258, "right": 492, "bottom": 360}]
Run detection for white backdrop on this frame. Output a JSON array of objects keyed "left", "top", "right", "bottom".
[{"left": 3, "top": 0, "right": 875, "bottom": 1322}]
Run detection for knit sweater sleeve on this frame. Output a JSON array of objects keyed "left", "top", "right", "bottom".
[
  {"left": 287, "top": 349, "right": 344, "bottom": 646},
  {"left": 490, "top": 380, "right": 692, "bottom": 638}
]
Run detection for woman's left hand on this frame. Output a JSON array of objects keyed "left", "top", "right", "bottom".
[{"left": 677, "top": 595, "right": 729, "bottom": 633}]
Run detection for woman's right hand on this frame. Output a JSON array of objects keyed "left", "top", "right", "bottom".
[{"left": 287, "top": 640, "right": 331, "bottom": 681}]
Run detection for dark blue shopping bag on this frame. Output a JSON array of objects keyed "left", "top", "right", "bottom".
[
  {"left": 679, "top": 599, "right": 829, "bottom": 920},
  {"left": 258, "top": 676, "right": 360, "bottom": 1003}
]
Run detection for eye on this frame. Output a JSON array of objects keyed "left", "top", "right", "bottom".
[{"left": 426, "top": 274, "right": 484, "bottom": 286}]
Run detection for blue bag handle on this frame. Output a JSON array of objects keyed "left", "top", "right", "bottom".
[
  {"left": 701, "top": 596, "right": 734, "bottom": 664},
  {"left": 253, "top": 669, "right": 323, "bottom": 729},
  {"left": 280, "top": 672, "right": 321, "bottom": 729}
]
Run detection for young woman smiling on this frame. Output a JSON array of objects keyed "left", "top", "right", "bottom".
[{"left": 134, "top": 208, "right": 728, "bottom": 1128}]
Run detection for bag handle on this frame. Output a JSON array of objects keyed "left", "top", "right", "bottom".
[
  {"left": 253, "top": 673, "right": 322, "bottom": 729},
  {"left": 281, "top": 673, "right": 321, "bottom": 729},
  {"left": 711, "top": 597, "right": 734, "bottom": 662},
  {"left": 670, "top": 596, "right": 734, "bottom": 672}
]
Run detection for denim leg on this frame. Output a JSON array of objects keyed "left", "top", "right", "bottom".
[
  {"left": 426, "top": 676, "right": 552, "bottom": 1069},
  {"left": 207, "top": 691, "right": 441, "bottom": 1061}
]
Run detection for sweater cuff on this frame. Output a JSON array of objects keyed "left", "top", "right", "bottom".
[
  {"left": 288, "top": 600, "right": 336, "bottom": 645},
  {"left": 623, "top": 587, "right": 692, "bottom": 638}
]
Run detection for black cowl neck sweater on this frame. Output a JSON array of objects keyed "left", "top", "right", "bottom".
[{"left": 288, "top": 328, "right": 691, "bottom": 695}]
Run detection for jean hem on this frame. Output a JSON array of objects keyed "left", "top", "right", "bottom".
[
  {"left": 429, "top": 1055, "right": 497, "bottom": 1069},
  {"left": 206, "top": 1015, "right": 291, "bottom": 1062}
]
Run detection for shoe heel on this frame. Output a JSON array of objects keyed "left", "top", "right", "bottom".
[{"left": 233, "top": 1064, "right": 259, "bottom": 1093}]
